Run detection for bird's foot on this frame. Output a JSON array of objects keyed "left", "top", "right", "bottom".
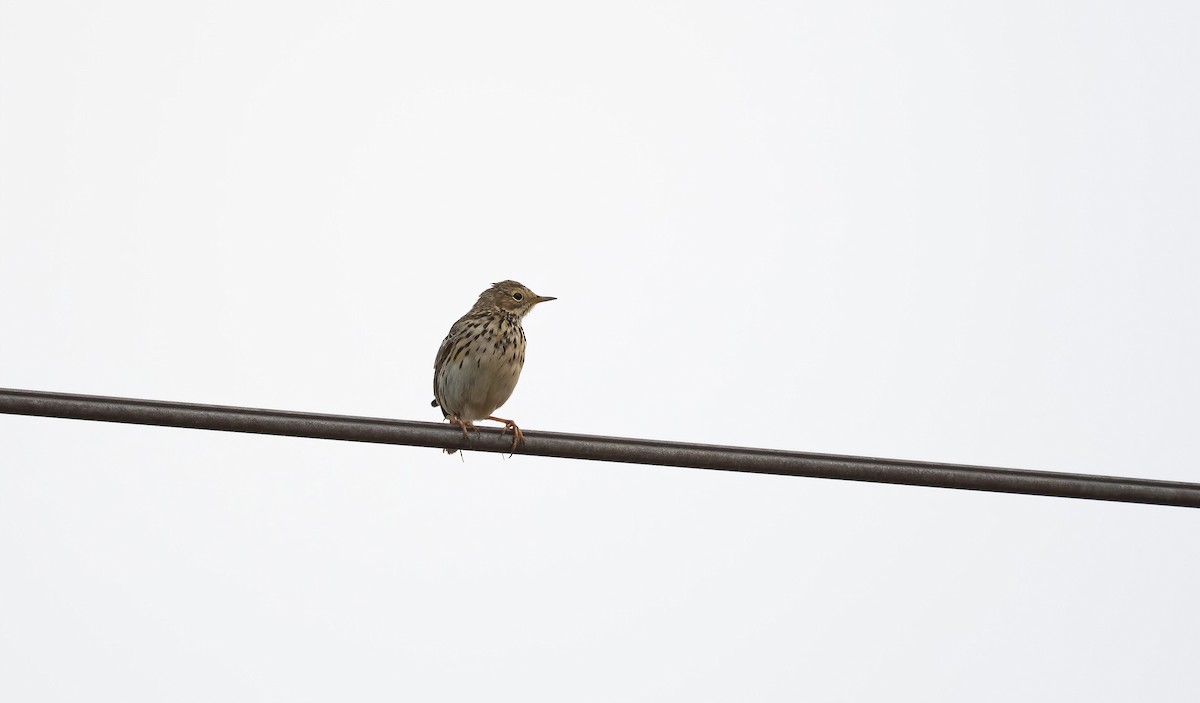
[
  {"left": 486, "top": 416, "right": 524, "bottom": 453},
  {"left": 447, "top": 415, "right": 477, "bottom": 438},
  {"left": 444, "top": 415, "right": 478, "bottom": 454}
]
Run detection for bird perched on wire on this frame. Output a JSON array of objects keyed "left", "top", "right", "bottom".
[{"left": 432, "top": 280, "right": 555, "bottom": 454}]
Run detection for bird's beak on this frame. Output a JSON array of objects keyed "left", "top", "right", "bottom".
[{"left": 533, "top": 295, "right": 556, "bottom": 304}]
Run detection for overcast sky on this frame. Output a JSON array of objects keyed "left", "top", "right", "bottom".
[{"left": 2, "top": 1, "right": 1198, "bottom": 701}]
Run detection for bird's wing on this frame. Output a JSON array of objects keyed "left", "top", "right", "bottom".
[
  {"left": 432, "top": 313, "right": 478, "bottom": 410},
  {"left": 434, "top": 315, "right": 471, "bottom": 370}
]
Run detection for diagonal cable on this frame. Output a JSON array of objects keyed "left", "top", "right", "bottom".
[{"left": 2, "top": 387, "right": 1197, "bottom": 508}]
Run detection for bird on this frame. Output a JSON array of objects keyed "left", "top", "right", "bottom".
[{"left": 432, "top": 280, "right": 555, "bottom": 453}]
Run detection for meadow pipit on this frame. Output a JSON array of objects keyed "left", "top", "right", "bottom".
[{"left": 432, "top": 280, "right": 555, "bottom": 453}]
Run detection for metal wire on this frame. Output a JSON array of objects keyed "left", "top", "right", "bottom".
[{"left": 2, "top": 387, "right": 1198, "bottom": 508}]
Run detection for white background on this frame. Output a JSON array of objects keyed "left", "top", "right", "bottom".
[{"left": 2, "top": 1, "right": 1198, "bottom": 701}]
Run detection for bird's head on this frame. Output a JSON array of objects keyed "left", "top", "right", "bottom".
[{"left": 474, "top": 280, "right": 556, "bottom": 317}]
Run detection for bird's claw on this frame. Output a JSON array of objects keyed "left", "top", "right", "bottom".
[
  {"left": 447, "top": 415, "right": 476, "bottom": 439},
  {"left": 487, "top": 416, "right": 524, "bottom": 454}
]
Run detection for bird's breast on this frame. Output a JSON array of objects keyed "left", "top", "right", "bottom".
[{"left": 436, "top": 320, "right": 528, "bottom": 420}]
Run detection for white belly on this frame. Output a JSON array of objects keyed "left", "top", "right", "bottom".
[{"left": 436, "top": 338, "right": 524, "bottom": 421}]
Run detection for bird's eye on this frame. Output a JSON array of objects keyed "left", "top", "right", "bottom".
[{"left": 512, "top": 293, "right": 523, "bottom": 301}]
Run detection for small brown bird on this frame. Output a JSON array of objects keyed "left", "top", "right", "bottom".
[{"left": 432, "top": 280, "right": 555, "bottom": 453}]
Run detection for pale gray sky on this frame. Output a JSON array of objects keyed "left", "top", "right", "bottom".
[{"left": 2, "top": 1, "right": 1198, "bottom": 701}]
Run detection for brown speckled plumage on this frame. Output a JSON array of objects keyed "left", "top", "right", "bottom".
[{"left": 432, "top": 280, "right": 554, "bottom": 453}]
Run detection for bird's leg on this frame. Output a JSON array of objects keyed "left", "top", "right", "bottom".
[
  {"left": 485, "top": 416, "right": 524, "bottom": 452},
  {"left": 447, "top": 415, "right": 475, "bottom": 438}
]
